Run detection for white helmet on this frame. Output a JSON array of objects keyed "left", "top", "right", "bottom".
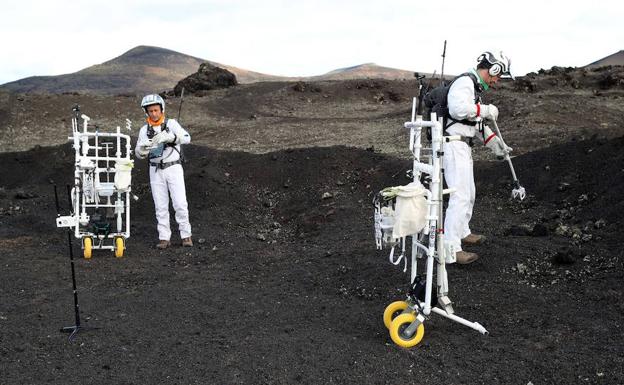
[
  {"left": 141, "top": 94, "right": 165, "bottom": 113},
  {"left": 477, "top": 51, "right": 514, "bottom": 79}
]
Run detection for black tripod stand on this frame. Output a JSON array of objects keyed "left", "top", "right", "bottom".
[{"left": 54, "top": 185, "right": 96, "bottom": 342}]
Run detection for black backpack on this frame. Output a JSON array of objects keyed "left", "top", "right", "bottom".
[{"left": 422, "top": 72, "right": 483, "bottom": 130}]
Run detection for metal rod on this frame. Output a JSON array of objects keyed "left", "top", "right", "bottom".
[
  {"left": 490, "top": 119, "right": 525, "bottom": 197},
  {"left": 56, "top": 184, "right": 89, "bottom": 342},
  {"left": 430, "top": 307, "right": 489, "bottom": 334},
  {"left": 177, "top": 87, "right": 185, "bottom": 120},
  {"left": 66, "top": 231, "right": 81, "bottom": 328},
  {"left": 54, "top": 185, "right": 60, "bottom": 214},
  {"left": 440, "top": 40, "right": 447, "bottom": 85}
]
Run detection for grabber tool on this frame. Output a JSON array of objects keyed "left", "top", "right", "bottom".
[{"left": 491, "top": 119, "right": 526, "bottom": 200}]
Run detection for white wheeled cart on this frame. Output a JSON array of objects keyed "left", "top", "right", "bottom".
[
  {"left": 56, "top": 106, "right": 134, "bottom": 258},
  {"left": 374, "top": 99, "right": 488, "bottom": 348}
]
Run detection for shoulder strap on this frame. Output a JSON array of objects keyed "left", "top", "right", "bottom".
[
  {"left": 443, "top": 72, "right": 481, "bottom": 131},
  {"left": 147, "top": 118, "right": 168, "bottom": 138},
  {"left": 451, "top": 72, "right": 479, "bottom": 89},
  {"left": 162, "top": 118, "right": 185, "bottom": 162},
  {"left": 461, "top": 72, "right": 483, "bottom": 102}
]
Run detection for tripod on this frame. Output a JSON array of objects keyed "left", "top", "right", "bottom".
[{"left": 54, "top": 185, "right": 97, "bottom": 342}]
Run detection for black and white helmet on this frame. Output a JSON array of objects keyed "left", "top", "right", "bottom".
[
  {"left": 477, "top": 51, "right": 514, "bottom": 79},
  {"left": 141, "top": 94, "right": 165, "bottom": 113}
]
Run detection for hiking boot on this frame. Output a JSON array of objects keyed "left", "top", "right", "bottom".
[
  {"left": 156, "top": 240, "right": 170, "bottom": 250},
  {"left": 182, "top": 237, "right": 193, "bottom": 247},
  {"left": 455, "top": 251, "right": 479, "bottom": 265},
  {"left": 462, "top": 233, "right": 487, "bottom": 245}
]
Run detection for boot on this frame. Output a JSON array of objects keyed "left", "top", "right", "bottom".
[
  {"left": 456, "top": 250, "right": 479, "bottom": 264},
  {"left": 156, "top": 240, "right": 170, "bottom": 250},
  {"left": 182, "top": 237, "right": 193, "bottom": 247},
  {"left": 462, "top": 233, "right": 487, "bottom": 245}
]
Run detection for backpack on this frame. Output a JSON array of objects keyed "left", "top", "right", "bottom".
[{"left": 422, "top": 72, "right": 483, "bottom": 131}]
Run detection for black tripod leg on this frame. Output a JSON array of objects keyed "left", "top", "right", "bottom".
[{"left": 56, "top": 185, "right": 97, "bottom": 342}]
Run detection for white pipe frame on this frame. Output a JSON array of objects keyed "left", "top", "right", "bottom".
[
  {"left": 68, "top": 113, "right": 133, "bottom": 250},
  {"left": 399, "top": 99, "right": 488, "bottom": 336}
]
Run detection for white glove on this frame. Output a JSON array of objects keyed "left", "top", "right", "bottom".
[
  {"left": 483, "top": 125, "right": 512, "bottom": 160},
  {"left": 152, "top": 130, "right": 176, "bottom": 144},
  {"left": 138, "top": 138, "right": 154, "bottom": 148},
  {"left": 135, "top": 138, "right": 153, "bottom": 159},
  {"left": 136, "top": 146, "right": 150, "bottom": 159},
  {"left": 480, "top": 104, "right": 499, "bottom": 122}
]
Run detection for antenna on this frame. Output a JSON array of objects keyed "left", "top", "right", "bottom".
[
  {"left": 177, "top": 87, "right": 185, "bottom": 121},
  {"left": 440, "top": 40, "right": 447, "bottom": 86}
]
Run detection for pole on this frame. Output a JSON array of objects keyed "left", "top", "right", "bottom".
[
  {"left": 440, "top": 40, "right": 447, "bottom": 86},
  {"left": 490, "top": 120, "right": 526, "bottom": 200},
  {"left": 177, "top": 87, "right": 187, "bottom": 163},
  {"left": 177, "top": 87, "right": 185, "bottom": 121},
  {"left": 55, "top": 185, "right": 95, "bottom": 342}
]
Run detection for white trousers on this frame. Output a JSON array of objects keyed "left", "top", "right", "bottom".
[
  {"left": 149, "top": 164, "right": 192, "bottom": 241},
  {"left": 443, "top": 141, "right": 475, "bottom": 252}
]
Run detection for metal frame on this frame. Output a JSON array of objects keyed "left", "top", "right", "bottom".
[
  {"left": 56, "top": 106, "right": 133, "bottom": 255},
  {"left": 376, "top": 98, "right": 488, "bottom": 345}
]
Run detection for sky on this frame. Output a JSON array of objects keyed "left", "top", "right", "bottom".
[{"left": 1, "top": 0, "right": 622, "bottom": 84}]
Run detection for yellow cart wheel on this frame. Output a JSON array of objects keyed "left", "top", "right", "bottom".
[
  {"left": 389, "top": 313, "right": 425, "bottom": 348},
  {"left": 383, "top": 301, "right": 409, "bottom": 329},
  {"left": 114, "top": 237, "right": 125, "bottom": 258},
  {"left": 83, "top": 237, "right": 92, "bottom": 259}
]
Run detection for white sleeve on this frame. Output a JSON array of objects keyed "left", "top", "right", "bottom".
[
  {"left": 134, "top": 126, "right": 149, "bottom": 159},
  {"left": 167, "top": 119, "right": 191, "bottom": 145},
  {"left": 447, "top": 76, "right": 478, "bottom": 122}
]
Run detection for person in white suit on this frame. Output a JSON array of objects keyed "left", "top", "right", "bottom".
[
  {"left": 135, "top": 94, "right": 193, "bottom": 249},
  {"left": 444, "top": 51, "right": 513, "bottom": 264}
]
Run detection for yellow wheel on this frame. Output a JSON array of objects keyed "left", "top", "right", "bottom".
[
  {"left": 83, "top": 237, "right": 92, "bottom": 259},
  {"left": 383, "top": 301, "right": 409, "bottom": 329},
  {"left": 114, "top": 237, "right": 125, "bottom": 258},
  {"left": 389, "top": 313, "right": 425, "bottom": 348}
]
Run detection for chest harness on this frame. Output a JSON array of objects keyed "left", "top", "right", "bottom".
[
  {"left": 147, "top": 119, "right": 183, "bottom": 170},
  {"left": 442, "top": 73, "right": 485, "bottom": 147}
]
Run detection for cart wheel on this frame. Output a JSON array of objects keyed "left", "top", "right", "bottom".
[
  {"left": 83, "top": 237, "right": 92, "bottom": 259},
  {"left": 383, "top": 300, "right": 409, "bottom": 329},
  {"left": 389, "top": 313, "right": 425, "bottom": 348},
  {"left": 114, "top": 237, "right": 125, "bottom": 258}
]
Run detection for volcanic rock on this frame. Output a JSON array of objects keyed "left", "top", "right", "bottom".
[
  {"left": 14, "top": 191, "right": 36, "bottom": 199},
  {"left": 552, "top": 247, "right": 577, "bottom": 264},
  {"left": 174, "top": 63, "right": 237, "bottom": 96},
  {"left": 531, "top": 223, "right": 549, "bottom": 236},
  {"left": 506, "top": 224, "right": 532, "bottom": 236}
]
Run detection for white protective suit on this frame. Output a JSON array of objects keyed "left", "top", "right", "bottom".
[
  {"left": 135, "top": 119, "right": 192, "bottom": 241},
  {"left": 443, "top": 69, "right": 487, "bottom": 254}
]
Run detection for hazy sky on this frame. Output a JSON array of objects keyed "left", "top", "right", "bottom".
[{"left": 1, "top": 0, "right": 621, "bottom": 84}]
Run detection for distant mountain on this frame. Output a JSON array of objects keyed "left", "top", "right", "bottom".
[
  {"left": 310, "top": 63, "right": 424, "bottom": 81},
  {"left": 0, "top": 46, "right": 289, "bottom": 94},
  {"left": 585, "top": 50, "right": 624, "bottom": 68},
  {"left": 0, "top": 46, "right": 426, "bottom": 94}
]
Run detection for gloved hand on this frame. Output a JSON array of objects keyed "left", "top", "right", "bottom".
[
  {"left": 480, "top": 104, "right": 499, "bottom": 122},
  {"left": 136, "top": 146, "right": 150, "bottom": 159},
  {"left": 135, "top": 138, "right": 153, "bottom": 159},
  {"left": 137, "top": 138, "right": 154, "bottom": 148},
  {"left": 486, "top": 136, "right": 513, "bottom": 160},
  {"left": 152, "top": 130, "right": 176, "bottom": 145},
  {"left": 483, "top": 125, "right": 512, "bottom": 160}
]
